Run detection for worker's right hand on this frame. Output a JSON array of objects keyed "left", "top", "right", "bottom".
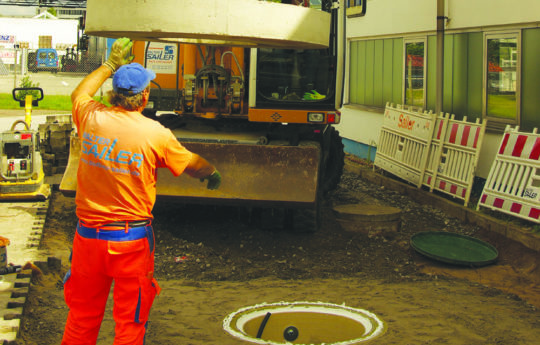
[
  {"left": 103, "top": 37, "right": 134, "bottom": 72},
  {"left": 200, "top": 170, "right": 222, "bottom": 190}
]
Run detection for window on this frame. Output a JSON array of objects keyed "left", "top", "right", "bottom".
[
  {"left": 403, "top": 39, "right": 426, "bottom": 108},
  {"left": 347, "top": 0, "right": 366, "bottom": 17},
  {"left": 483, "top": 32, "right": 520, "bottom": 129}
]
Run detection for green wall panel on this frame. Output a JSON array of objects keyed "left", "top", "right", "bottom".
[
  {"left": 356, "top": 41, "right": 366, "bottom": 105},
  {"left": 443, "top": 35, "right": 454, "bottom": 113},
  {"left": 365, "top": 40, "right": 375, "bottom": 105},
  {"left": 349, "top": 42, "right": 358, "bottom": 104},
  {"left": 452, "top": 33, "right": 469, "bottom": 117},
  {"left": 382, "top": 39, "right": 394, "bottom": 105},
  {"left": 392, "top": 38, "right": 403, "bottom": 105},
  {"left": 521, "top": 28, "right": 540, "bottom": 131},
  {"left": 426, "top": 35, "right": 437, "bottom": 112},
  {"left": 373, "top": 39, "right": 384, "bottom": 105},
  {"left": 466, "top": 32, "right": 483, "bottom": 121}
]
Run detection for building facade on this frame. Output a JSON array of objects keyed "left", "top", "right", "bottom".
[{"left": 338, "top": 0, "right": 540, "bottom": 178}]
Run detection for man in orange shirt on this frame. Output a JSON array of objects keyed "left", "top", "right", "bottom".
[{"left": 62, "top": 37, "right": 221, "bottom": 345}]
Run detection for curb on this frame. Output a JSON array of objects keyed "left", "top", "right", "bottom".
[{"left": 344, "top": 159, "right": 540, "bottom": 253}]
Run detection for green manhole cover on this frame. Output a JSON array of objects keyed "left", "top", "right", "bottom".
[{"left": 411, "top": 231, "right": 498, "bottom": 267}]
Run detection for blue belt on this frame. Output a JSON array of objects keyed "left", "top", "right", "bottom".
[{"left": 76, "top": 221, "right": 152, "bottom": 241}]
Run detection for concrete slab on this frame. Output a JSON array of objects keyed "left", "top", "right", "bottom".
[
  {"left": 333, "top": 204, "right": 402, "bottom": 236},
  {"left": 86, "top": 0, "right": 332, "bottom": 49}
]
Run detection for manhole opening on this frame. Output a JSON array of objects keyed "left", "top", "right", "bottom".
[{"left": 224, "top": 302, "right": 385, "bottom": 345}]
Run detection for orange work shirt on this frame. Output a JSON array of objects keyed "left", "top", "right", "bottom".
[{"left": 72, "top": 95, "right": 193, "bottom": 226}]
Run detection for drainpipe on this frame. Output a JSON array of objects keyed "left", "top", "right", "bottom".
[{"left": 436, "top": 0, "right": 446, "bottom": 115}]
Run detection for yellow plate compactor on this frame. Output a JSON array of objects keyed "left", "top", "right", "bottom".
[{"left": 0, "top": 88, "right": 50, "bottom": 201}]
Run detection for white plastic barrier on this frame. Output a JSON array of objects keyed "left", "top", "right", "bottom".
[
  {"left": 423, "top": 115, "right": 487, "bottom": 207},
  {"left": 374, "top": 103, "right": 437, "bottom": 187},
  {"left": 477, "top": 126, "right": 540, "bottom": 223}
]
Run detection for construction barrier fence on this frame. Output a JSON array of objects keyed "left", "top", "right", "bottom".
[
  {"left": 477, "top": 126, "right": 540, "bottom": 224},
  {"left": 374, "top": 103, "right": 437, "bottom": 188},
  {"left": 374, "top": 103, "right": 487, "bottom": 207},
  {"left": 423, "top": 114, "right": 487, "bottom": 207}
]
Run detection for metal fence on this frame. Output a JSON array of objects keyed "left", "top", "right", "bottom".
[
  {"left": 0, "top": 47, "right": 112, "bottom": 98},
  {"left": 0, "top": 47, "right": 104, "bottom": 79}
]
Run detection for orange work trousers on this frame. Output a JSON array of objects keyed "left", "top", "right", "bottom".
[{"left": 62, "top": 223, "right": 160, "bottom": 345}]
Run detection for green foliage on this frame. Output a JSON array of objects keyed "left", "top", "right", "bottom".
[
  {"left": 0, "top": 93, "right": 110, "bottom": 111},
  {"left": 15, "top": 75, "right": 41, "bottom": 101}
]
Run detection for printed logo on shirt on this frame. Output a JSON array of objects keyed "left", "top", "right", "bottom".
[{"left": 81, "top": 132, "right": 142, "bottom": 176}]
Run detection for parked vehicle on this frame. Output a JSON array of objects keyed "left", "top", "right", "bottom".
[{"left": 34, "top": 48, "right": 58, "bottom": 73}]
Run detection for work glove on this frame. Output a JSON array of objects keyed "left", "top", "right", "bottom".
[
  {"left": 303, "top": 90, "right": 325, "bottom": 100},
  {"left": 103, "top": 37, "right": 134, "bottom": 72},
  {"left": 200, "top": 170, "right": 222, "bottom": 190}
]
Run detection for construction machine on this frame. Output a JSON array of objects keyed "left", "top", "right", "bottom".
[
  {"left": 61, "top": 0, "right": 346, "bottom": 231},
  {"left": 0, "top": 88, "right": 50, "bottom": 201}
]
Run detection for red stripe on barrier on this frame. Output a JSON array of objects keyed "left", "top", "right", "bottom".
[
  {"left": 481, "top": 194, "right": 487, "bottom": 203},
  {"left": 493, "top": 198, "right": 504, "bottom": 208},
  {"left": 450, "top": 185, "right": 457, "bottom": 194},
  {"left": 529, "top": 137, "right": 540, "bottom": 160},
  {"left": 427, "top": 176, "right": 432, "bottom": 185},
  {"left": 439, "top": 181, "right": 446, "bottom": 190},
  {"left": 437, "top": 120, "right": 444, "bottom": 140},
  {"left": 449, "top": 124, "right": 459, "bottom": 144},
  {"left": 499, "top": 133, "right": 510, "bottom": 154},
  {"left": 529, "top": 208, "right": 540, "bottom": 220},
  {"left": 473, "top": 127, "right": 480, "bottom": 148},
  {"left": 461, "top": 189, "right": 466, "bottom": 198},
  {"left": 460, "top": 126, "right": 471, "bottom": 146},
  {"left": 511, "top": 135, "right": 527, "bottom": 157},
  {"left": 510, "top": 203, "right": 522, "bottom": 214}
]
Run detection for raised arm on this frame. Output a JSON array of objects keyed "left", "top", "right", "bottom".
[{"left": 71, "top": 37, "right": 134, "bottom": 103}]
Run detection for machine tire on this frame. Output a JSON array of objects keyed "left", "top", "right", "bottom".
[{"left": 320, "top": 127, "right": 345, "bottom": 194}]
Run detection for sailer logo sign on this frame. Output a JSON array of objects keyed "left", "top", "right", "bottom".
[
  {"left": 397, "top": 113, "right": 415, "bottom": 130},
  {"left": 145, "top": 42, "right": 177, "bottom": 74}
]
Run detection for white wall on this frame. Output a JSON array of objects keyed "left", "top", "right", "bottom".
[
  {"left": 338, "top": 0, "right": 540, "bottom": 178},
  {"left": 347, "top": 0, "right": 540, "bottom": 39},
  {"left": 346, "top": 0, "right": 436, "bottom": 39},
  {"left": 0, "top": 18, "right": 78, "bottom": 49}
]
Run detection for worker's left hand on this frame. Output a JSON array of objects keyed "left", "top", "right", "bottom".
[
  {"left": 200, "top": 170, "right": 222, "bottom": 190},
  {"left": 103, "top": 37, "right": 134, "bottom": 72}
]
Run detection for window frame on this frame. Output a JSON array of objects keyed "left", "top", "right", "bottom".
[
  {"left": 402, "top": 37, "right": 427, "bottom": 109},
  {"left": 482, "top": 31, "right": 521, "bottom": 130},
  {"left": 346, "top": 0, "right": 366, "bottom": 17}
]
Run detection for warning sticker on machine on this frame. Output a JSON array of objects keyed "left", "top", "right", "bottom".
[{"left": 145, "top": 42, "right": 177, "bottom": 74}]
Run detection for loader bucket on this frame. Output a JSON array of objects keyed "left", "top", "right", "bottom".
[{"left": 60, "top": 135, "right": 321, "bottom": 208}]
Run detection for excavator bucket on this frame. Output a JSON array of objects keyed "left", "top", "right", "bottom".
[{"left": 60, "top": 135, "right": 321, "bottom": 208}]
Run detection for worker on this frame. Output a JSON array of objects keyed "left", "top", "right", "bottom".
[{"left": 61, "top": 37, "right": 221, "bottom": 345}]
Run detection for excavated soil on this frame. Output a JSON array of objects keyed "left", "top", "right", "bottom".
[{"left": 17, "top": 161, "right": 540, "bottom": 345}]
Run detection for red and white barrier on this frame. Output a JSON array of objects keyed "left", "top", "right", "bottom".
[
  {"left": 477, "top": 126, "right": 540, "bottom": 223},
  {"left": 374, "top": 103, "right": 437, "bottom": 187},
  {"left": 423, "top": 114, "right": 487, "bottom": 207}
]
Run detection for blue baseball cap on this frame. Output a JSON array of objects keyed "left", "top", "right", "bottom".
[{"left": 113, "top": 62, "right": 156, "bottom": 95}]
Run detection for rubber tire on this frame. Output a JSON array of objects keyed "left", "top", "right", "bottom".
[{"left": 320, "top": 127, "right": 345, "bottom": 194}]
